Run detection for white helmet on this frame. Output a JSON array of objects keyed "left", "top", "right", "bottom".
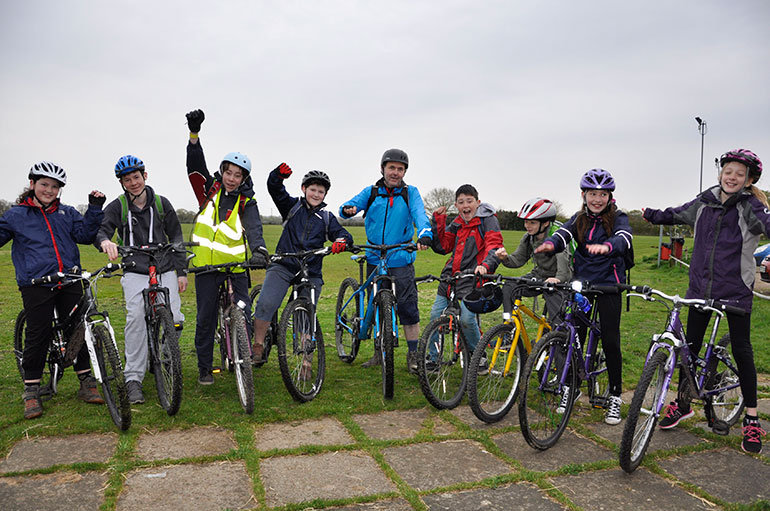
[
  {"left": 519, "top": 197, "right": 556, "bottom": 220},
  {"left": 29, "top": 161, "right": 67, "bottom": 186}
]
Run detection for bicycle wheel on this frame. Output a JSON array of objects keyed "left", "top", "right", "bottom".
[
  {"left": 335, "top": 277, "right": 361, "bottom": 363},
  {"left": 277, "top": 298, "right": 326, "bottom": 402},
  {"left": 705, "top": 334, "right": 745, "bottom": 426},
  {"left": 13, "top": 310, "right": 25, "bottom": 378},
  {"left": 467, "top": 322, "right": 526, "bottom": 422},
  {"left": 587, "top": 345, "right": 610, "bottom": 409},
  {"left": 619, "top": 349, "right": 668, "bottom": 473},
  {"left": 230, "top": 308, "right": 255, "bottom": 414},
  {"left": 92, "top": 324, "right": 131, "bottom": 430},
  {"left": 376, "top": 290, "right": 396, "bottom": 400},
  {"left": 249, "top": 285, "right": 275, "bottom": 367},
  {"left": 151, "top": 305, "right": 183, "bottom": 416},
  {"left": 518, "top": 331, "right": 576, "bottom": 450},
  {"left": 417, "top": 314, "right": 469, "bottom": 410}
]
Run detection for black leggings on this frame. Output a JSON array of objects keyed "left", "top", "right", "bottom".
[
  {"left": 677, "top": 307, "right": 757, "bottom": 408},
  {"left": 579, "top": 293, "right": 623, "bottom": 396}
]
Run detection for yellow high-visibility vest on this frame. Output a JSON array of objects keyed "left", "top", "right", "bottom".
[{"left": 191, "top": 189, "right": 249, "bottom": 271}]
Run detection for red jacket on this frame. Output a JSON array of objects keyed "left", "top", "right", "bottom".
[{"left": 432, "top": 203, "right": 503, "bottom": 297}]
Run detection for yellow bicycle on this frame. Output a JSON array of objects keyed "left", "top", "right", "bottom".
[{"left": 468, "top": 276, "right": 553, "bottom": 423}]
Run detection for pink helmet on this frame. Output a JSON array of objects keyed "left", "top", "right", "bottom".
[
  {"left": 719, "top": 149, "right": 762, "bottom": 183},
  {"left": 519, "top": 197, "right": 556, "bottom": 221}
]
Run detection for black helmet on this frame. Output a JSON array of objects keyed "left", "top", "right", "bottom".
[
  {"left": 463, "top": 283, "right": 503, "bottom": 314},
  {"left": 302, "top": 170, "right": 331, "bottom": 190},
  {"left": 381, "top": 148, "right": 409, "bottom": 170}
]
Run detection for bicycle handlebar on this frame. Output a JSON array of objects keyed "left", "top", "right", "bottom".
[
  {"left": 415, "top": 270, "right": 476, "bottom": 285},
  {"left": 349, "top": 242, "right": 418, "bottom": 255},
  {"left": 31, "top": 261, "right": 134, "bottom": 285},
  {"left": 187, "top": 260, "right": 262, "bottom": 274},
  {"left": 269, "top": 246, "right": 331, "bottom": 263},
  {"left": 117, "top": 241, "right": 198, "bottom": 257},
  {"left": 624, "top": 285, "right": 745, "bottom": 316}
]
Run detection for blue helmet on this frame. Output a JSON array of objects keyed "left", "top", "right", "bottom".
[
  {"left": 463, "top": 283, "right": 503, "bottom": 314},
  {"left": 115, "top": 155, "right": 145, "bottom": 178},
  {"left": 221, "top": 152, "right": 252, "bottom": 176}
]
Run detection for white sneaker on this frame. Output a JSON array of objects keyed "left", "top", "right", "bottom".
[
  {"left": 556, "top": 385, "right": 581, "bottom": 414},
  {"left": 605, "top": 395, "right": 622, "bottom": 425},
  {"left": 477, "top": 355, "right": 488, "bottom": 375}
]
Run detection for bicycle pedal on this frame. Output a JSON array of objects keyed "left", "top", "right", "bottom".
[
  {"left": 710, "top": 419, "right": 730, "bottom": 436},
  {"left": 212, "top": 367, "right": 222, "bottom": 374}
]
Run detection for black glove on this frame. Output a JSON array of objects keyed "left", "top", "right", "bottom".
[
  {"left": 249, "top": 251, "right": 267, "bottom": 269},
  {"left": 417, "top": 236, "right": 432, "bottom": 247},
  {"left": 186, "top": 109, "right": 205, "bottom": 133},
  {"left": 88, "top": 192, "right": 106, "bottom": 207}
]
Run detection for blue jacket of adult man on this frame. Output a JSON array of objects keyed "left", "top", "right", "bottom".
[{"left": 339, "top": 178, "right": 432, "bottom": 267}]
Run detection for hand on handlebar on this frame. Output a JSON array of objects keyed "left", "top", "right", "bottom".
[
  {"left": 100, "top": 239, "right": 119, "bottom": 261},
  {"left": 416, "top": 236, "right": 432, "bottom": 251}
]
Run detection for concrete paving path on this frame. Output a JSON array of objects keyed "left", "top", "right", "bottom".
[{"left": 1, "top": 400, "right": 768, "bottom": 510}]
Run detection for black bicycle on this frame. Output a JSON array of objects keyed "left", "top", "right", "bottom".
[
  {"left": 14, "top": 264, "right": 133, "bottom": 430},
  {"left": 117, "top": 242, "right": 194, "bottom": 415}
]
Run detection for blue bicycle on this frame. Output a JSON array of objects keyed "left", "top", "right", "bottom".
[{"left": 335, "top": 243, "right": 416, "bottom": 399}]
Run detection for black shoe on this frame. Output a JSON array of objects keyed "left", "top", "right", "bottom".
[
  {"left": 198, "top": 368, "right": 214, "bottom": 385},
  {"left": 741, "top": 417, "right": 765, "bottom": 454},
  {"left": 361, "top": 351, "right": 382, "bottom": 368},
  {"left": 126, "top": 380, "right": 145, "bottom": 404},
  {"left": 658, "top": 401, "right": 694, "bottom": 429},
  {"left": 407, "top": 351, "right": 418, "bottom": 374}
]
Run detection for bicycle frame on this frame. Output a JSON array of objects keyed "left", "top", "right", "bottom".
[
  {"left": 494, "top": 296, "right": 550, "bottom": 376},
  {"left": 337, "top": 244, "right": 412, "bottom": 345}
]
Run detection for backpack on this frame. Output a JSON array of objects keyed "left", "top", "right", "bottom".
[
  {"left": 283, "top": 199, "right": 331, "bottom": 239},
  {"left": 198, "top": 181, "right": 249, "bottom": 217},
  {"left": 362, "top": 184, "right": 409, "bottom": 218},
  {"left": 117, "top": 193, "right": 164, "bottom": 245}
]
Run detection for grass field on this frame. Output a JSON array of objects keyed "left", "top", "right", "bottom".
[{"left": 1, "top": 224, "right": 768, "bottom": 454}]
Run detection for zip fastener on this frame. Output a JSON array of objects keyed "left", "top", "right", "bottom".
[
  {"left": 40, "top": 207, "right": 64, "bottom": 272},
  {"left": 706, "top": 207, "right": 724, "bottom": 298}
]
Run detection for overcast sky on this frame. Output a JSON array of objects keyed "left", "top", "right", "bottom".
[{"left": 1, "top": 1, "right": 768, "bottom": 218}]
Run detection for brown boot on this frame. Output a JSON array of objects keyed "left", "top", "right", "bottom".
[
  {"left": 361, "top": 350, "right": 382, "bottom": 368},
  {"left": 77, "top": 375, "right": 105, "bottom": 404},
  {"left": 23, "top": 385, "right": 43, "bottom": 420}
]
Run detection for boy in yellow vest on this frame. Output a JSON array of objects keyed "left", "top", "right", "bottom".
[{"left": 185, "top": 109, "right": 268, "bottom": 385}]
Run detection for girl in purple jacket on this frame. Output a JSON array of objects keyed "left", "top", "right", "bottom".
[
  {"left": 643, "top": 149, "right": 769, "bottom": 454},
  {"left": 536, "top": 168, "right": 633, "bottom": 426}
]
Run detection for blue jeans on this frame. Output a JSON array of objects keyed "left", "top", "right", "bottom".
[{"left": 429, "top": 294, "right": 481, "bottom": 354}]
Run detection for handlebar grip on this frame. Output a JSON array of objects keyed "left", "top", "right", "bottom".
[
  {"left": 590, "top": 284, "right": 621, "bottom": 294},
  {"left": 721, "top": 304, "right": 746, "bottom": 316}
]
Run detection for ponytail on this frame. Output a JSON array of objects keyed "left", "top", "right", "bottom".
[
  {"left": 748, "top": 185, "right": 769, "bottom": 207},
  {"left": 16, "top": 188, "right": 33, "bottom": 205}
]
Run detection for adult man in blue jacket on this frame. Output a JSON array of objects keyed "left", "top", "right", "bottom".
[{"left": 340, "top": 149, "right": 432, "bottom": 373}]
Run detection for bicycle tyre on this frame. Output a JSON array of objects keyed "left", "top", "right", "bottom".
[
  {"left": 216, "top": 297, "right": 231, "bottom": 372},
  {"left": 417, "top": 314, "right": 469, "bottom": 410},
  {"left": 151, "top": 305, "right": 183, "bottom": 416},
  {"left": 376, "top": 290, "right": 396, "bottom": 400},
  {"left": 92, "top": 324, "right": 131, "bottom": 430},
  {"left": 230, "top": 308, "right": 255, "bottom": 414},
  {"left": 13, "top": 310, "right": 26, "bottom": 379},
  {"left": 467, "top": 322, "right": 526, "bottom": 422},
  {"left": 249, "top": 284, "right": 275, "bottom": 367},
  {"left": 619, "top": 349, "right": 668, "bottom": 473},
  {"left": 518, "top": 331, "right": 576, "bottom": 450},
  {"left": 587, "top": 345, "right": 610, "bottom": 409},
  {"left": 704, "top": 334, "right": 745, "bottom": 426},
  {"left": 335, "top": 277, "right": 361, "bottom": 363},
  {"left": 276, "top": 298, "right": 326, "bottom": 402}
]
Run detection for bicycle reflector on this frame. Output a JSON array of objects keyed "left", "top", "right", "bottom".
[{"left": 463, "top": 284, "right": 503, "bottom": 314}]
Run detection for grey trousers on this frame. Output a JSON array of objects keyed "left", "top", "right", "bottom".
[{"left": 121, "top": 271, "right": 184, "bottom": 383}]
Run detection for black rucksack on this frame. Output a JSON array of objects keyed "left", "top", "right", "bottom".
[
  {"left": 362, "top": 184, "right": 409, "bottom": 218},
  {"left": 283, "top": 200, "right": 331, "bottom": 239}
]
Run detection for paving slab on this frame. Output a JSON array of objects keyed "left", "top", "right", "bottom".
[
  {"left": 255, "top": 417, "right": 354, "bottom": 451},
  {"left": 0, "top": 433, "right": 117, "bottom": 473},
  {"left": 585, "top": 420, "right": 707, "bottom": 451},
  {"left": 382, "top": 439, "right": 512, "bottom": 491},
  {"left": 551, "top": 467, "right": 712, "bottom": 510},
  {"left": 135, "top": 426, "right": 236, "bottom": 461},
  {"left": 0, "top": 471, "right": 107, "bottom": 511},
  {"left": 326, "top": 498, "right": 413, "bottom": 510},
  {"left": 422, "top": 482, "right": 566, "bottom": 510},
  {"left": 117, "top": 461, "right": 252, "bottom": 511},
  {"left": 260, "top": 450, "right": 396, "bottom": 507},
  {"left": 757, "top": 398, "right": 769, "bottom": 417},
  {"left": 493, "top": 429, "right": 613, "bottom": 472},
  {"left": 353, "top": 408, "right": 455, "bottom": 440},
  {"left": 449, "top": 404, "right": 520, "bottom": 430},
  {"left": 657, "top": 448, "right": 770, "bottom": 505}
]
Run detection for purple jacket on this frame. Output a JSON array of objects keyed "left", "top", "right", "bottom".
[
  {"left": 545, "top": 209, "right": 633, "bottom": 285},
  {"left": 643, "top": 186, "right": 770, "bottom": 312}
]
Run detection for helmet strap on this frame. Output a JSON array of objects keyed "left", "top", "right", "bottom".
[{"left": 535, "top": 220, "right": 550, "bottom": 236}]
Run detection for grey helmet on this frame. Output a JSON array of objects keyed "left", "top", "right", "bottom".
[{"left": 381, "top": 148, "right": 409, "bottom": 169}]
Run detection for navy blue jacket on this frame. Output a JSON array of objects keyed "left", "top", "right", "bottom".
[
  {"left": 268, "top": 168, "right": 353, "bottom": 279},
  {"left": 0, "top": 196, "right": 103, "bottom": 287},
  {"left": 545, "top": 208, "right": 633, "bottom": 285}
]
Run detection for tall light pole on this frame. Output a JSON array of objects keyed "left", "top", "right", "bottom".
[{"left": 696, "top": 116, "right": 707, "bottom": 192}]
